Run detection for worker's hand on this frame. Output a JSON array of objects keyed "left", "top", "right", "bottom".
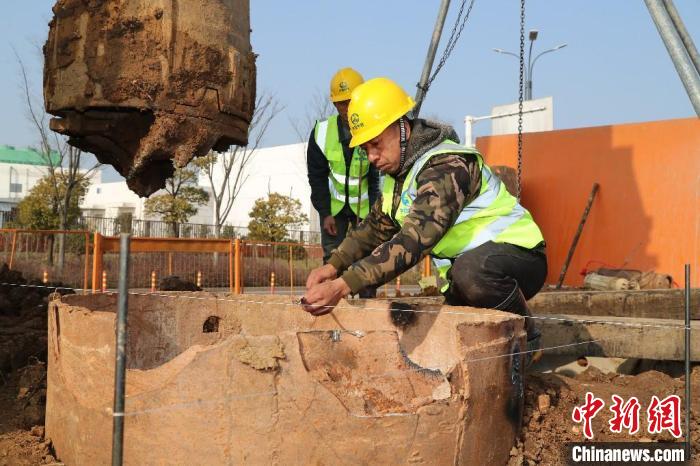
[
  {"left": 322, "top": 215, "right": 337, "bottom": 236},
  {"left": 306, "top": 264, "right": 338, "bottom": 289},
  {"left": 302, "top": 278, "right": 351, "bottom": 316}
]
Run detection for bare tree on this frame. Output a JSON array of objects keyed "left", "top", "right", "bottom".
[
  {"left": 15, "top": 50, "right": 101, "bottom": 267},
  {"left": 194, "top": 93, "right": 283, "bottom": 237},
  {"left": 289, "top": 88, "right": 334, "bottom": 142}
]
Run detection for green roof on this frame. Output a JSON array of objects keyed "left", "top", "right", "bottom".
[{"left": 0, "top": 145, "right": 61, "bottom": 166}]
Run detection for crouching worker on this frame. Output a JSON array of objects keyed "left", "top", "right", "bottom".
[{"left": 302, "top": 77, "right": 547, "bottom": 361}]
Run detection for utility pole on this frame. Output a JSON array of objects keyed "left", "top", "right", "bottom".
[
  {"left": 644, "top": 0, "right": 700, "bottom": 116},
  {"left": 413, "top": 0, "right": 451, "bottom": 117}
]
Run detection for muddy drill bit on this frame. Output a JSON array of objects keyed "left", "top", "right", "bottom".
[{"left": 43, "top": 0, "right": 257, "bottom": 196}]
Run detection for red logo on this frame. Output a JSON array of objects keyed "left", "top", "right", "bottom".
[
  {"left": 647, "top": 395, "right": 682, "bottom": 438},
  {"left": 572, "top": 392, "right": 606, "bottom": 440},
  {"left": 609, "top": 395, "right": 641, "bottom": 435},
  {"left": 572, "top": 393, "right": 683, "bottom": 439}
]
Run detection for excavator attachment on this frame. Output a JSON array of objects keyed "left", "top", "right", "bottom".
[{"left": 44, "top": 0, "right": 256, "bottom": 196}]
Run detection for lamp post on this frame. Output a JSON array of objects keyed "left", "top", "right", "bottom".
[{"left": 493, "top": 30, "right": 567, "bottom": 100}]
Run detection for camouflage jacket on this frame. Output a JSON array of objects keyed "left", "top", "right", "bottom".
[{"left": 327, "top": 119, "right": 482, "bottom": 293}]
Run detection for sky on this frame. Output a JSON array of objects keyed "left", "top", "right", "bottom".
[{"left": 1, "top": 1, "right": 698, "bottom": 181}]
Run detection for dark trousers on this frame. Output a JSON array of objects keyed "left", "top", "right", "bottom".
[
  {"left": 321, "top": 212, "right": 357, "bottom": 264},
  {"left": 320, "top": 211, "right": 376, "bottom": 298},
  {"left": 444, "top": 241, "right": 547, "bottom": 308}
]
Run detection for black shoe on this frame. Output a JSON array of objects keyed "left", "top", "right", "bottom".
[{"left": 496, "top": 285, "right": 542, "bottom": 366}]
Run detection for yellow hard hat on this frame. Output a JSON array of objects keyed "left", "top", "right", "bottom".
[
  {"left": 348, "top": 78, "right": 415, "bottom": 148},
  {"left": 330, "top": 68, "right": 364, "bottom": 103}
]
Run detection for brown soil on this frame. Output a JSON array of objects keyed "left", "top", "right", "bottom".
[
  {"left": 0, "top": 265, "right": 68, "bottom": 465},
  {"left": 0, "top": 264, "right": 73, "bottom": 375},
  {"left": 508, "top": 367, "right": 700, "bottom": 465},
  {"left": 0, "top": 367, "right": 56, "bottom": 466}
]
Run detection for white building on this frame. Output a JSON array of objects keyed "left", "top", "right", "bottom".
[
  {"left": 80, "top": 142, "right": 317, "bottom": 234},
  {"left": 0, "top": 144, "right": 101, "bottom": 221},
  {"left": 1, "top": 142, "right": 320, "bottom": 234},
  {"left": 81, "top": 181, "right": 215, "bottom": 225},
  {"left": 208, "top": 142, "right": 317, "bottom": 231}
]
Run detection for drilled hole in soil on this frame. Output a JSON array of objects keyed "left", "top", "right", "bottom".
[{"left": 203, "top": 316, "right": 220, "bottom": 333}]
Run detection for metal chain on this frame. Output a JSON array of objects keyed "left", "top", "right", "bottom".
[
  {"left": 425, "top": 0, "right": 477, "bottom": 91},
  {"left": 516, "top": 0, "right": 525, "bottom": 201}
]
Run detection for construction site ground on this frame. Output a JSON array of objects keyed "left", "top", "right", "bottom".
[{"left": 0, "top": 267, "right": 698, "bottom": 465}]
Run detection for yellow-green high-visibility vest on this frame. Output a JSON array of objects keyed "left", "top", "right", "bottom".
[
  {"left": 382, "top": 140, "right": 544, "bottom": 289},
  {"left": 314, "top": 115, "right": 371, "bottom": 218}
]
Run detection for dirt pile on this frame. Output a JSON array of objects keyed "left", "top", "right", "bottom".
[
  {"left": 0, "top": 265, "right": 69, "bottom": 465},
  {"left": 0, "top": 265, "right": 74, "bottom": 374},
  {"left": 44, "top": 0, "right": 256, "bottom": 196},
  {"left": 508, "top": 367, "right": 700, "bottom": 465},
  {"left": 158, "top": 275, "right": 201, "bottom": 291},
  {"left": 0, "top": 363, "right": 56, "bottom": 466},
  {"left": 0, "top": 429, "right": 56, "bottom": 466}
]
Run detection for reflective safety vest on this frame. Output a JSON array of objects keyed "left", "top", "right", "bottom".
[
  {"left": 381, "top": 140, "right": 544, "bottom": 288},
  {"left": 314, "top": 115, "right": 371, "bottom": 218}
]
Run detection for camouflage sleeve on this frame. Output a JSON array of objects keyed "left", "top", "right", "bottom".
[
  {"left": 326, "top": 198, "right": 400, "bottom": 273},
  {"left": 339, "top": 153, "right": 482, "bottom": 294}
]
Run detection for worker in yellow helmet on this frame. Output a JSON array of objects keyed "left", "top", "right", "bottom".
[
  {"left": 306, "top": 68, "right": 380, "bottom": 298},
  {"left": 303, "top": 77, "right": 547, "bottom": 360}
]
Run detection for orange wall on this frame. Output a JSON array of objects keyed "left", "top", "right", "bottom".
[{"left": 476, "top": 118, "right": 700, "bottom": 287}]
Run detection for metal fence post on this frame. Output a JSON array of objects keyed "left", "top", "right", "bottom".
[
  {"left": 229, "top": 240, "right": 235, "bottom": 294},
  {"left": 9, "top": 230, "right": 17, "bottom": 269},
  {"left": 83, "top": 232, "right": 90, "bottom": 295},
  {"left": 92, "top": 232, "right": 103, "bottom": 293},
  {"left": 234, "top": 239, "right": 241, "bottom": 295},
  {"left": 289, "top": 245, "right": 293, "bottom": 295},
  {"left": 684, "top": 264, "right": 691, "bottom": 456},
  {"left": 111, "top": 233, "right": 131, "bottom": 466}
]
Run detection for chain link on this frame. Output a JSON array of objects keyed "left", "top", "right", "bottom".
[
  {"left": 423, "top": 0, "right": 477, "bottom": 92},
  {"left": 516, "top": 0, "right": 525, "bottom": 201}
]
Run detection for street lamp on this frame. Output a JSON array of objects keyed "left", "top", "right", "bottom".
[
  {"left": 493, "top": 30, "right": 567, "bottom": 100},
  {"left": 527, "top": 30, "right": 538, "bottom": 99},
  {"left": 529, "top": 43, "right": 567, "bottom": 99}
]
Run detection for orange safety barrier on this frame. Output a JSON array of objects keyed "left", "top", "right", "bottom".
[
  {"left": 422, "top": 256, "right": 431, "bottom": 278},
  {"left": 90, "top": 234, "right": 326, "bottom": 294},
  {"left": 92, "top": 233, "right": 237, "bottom": 293},
  {"left": 1, "top": 230, "right": 425, "bottom": 296},
  {"left": 1, "top": 229, "right": 91, "bottom": 294}
]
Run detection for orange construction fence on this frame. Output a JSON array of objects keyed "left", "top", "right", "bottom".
[
  {"left": 1, "top": 229, "right": 91, "bottom": 294},
  {"left": 92, "top": 233, "right": 242, "bottom": 293},
  {"left": 0, "top": 229, "right": 433, "bottom": 294}
]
